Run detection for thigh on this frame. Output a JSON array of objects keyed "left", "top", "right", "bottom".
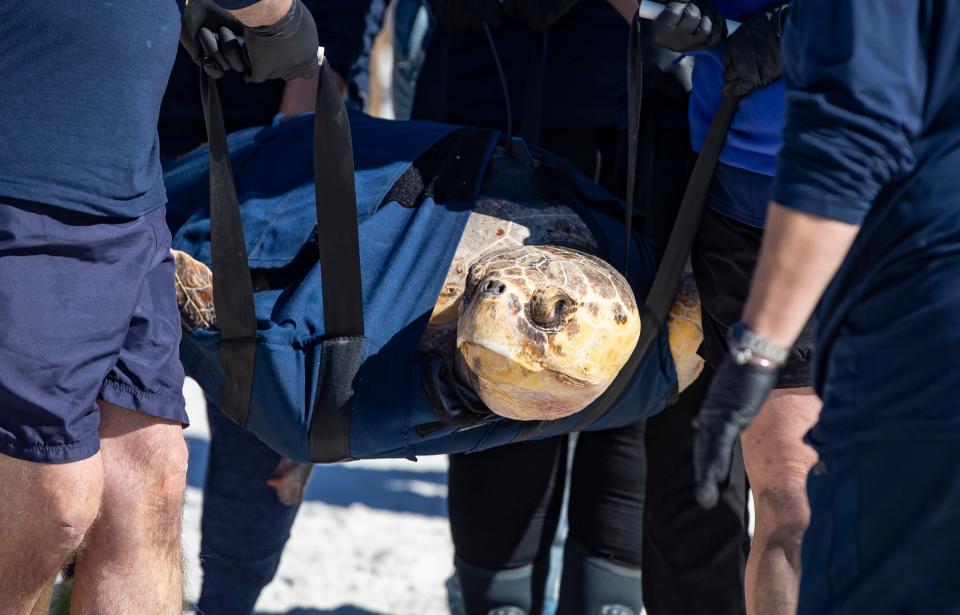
[
  {"left": 447, "top": 437, "right": 568, "bottom": 568},
  {"left": 567, "top": 420, "right": 646, "bottom": 566},
  {"left": 692, "top": 207, "right": 816, "bottom": 389},
  {"left": 96, "top": 400, "right": 187, "bottom": 505},
  {"left": 198, "top": 404, "right": 301, "bottom": 612},
  {"left": 799, "top": 441, "right": 960, "bottom": 614},
  {"left": 99, "top": 208, "right": 186, "bottom": 426},
  {"left": 201, "top": 403, "right": 299, "bottom": 553},
  {"left": 0, "top": 200, "right": 165, "bottom": 463}
]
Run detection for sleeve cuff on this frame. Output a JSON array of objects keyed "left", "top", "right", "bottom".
[
  {"left": 771, "top": 180, "right": 870, "bottom": 226},
  {"left": 214, "top": 0, "right": 261, "bottom": 8}
]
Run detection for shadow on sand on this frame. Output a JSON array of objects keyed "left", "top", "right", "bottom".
[{"left": 186, "top": 436, "right": 447, "bottom": 517}]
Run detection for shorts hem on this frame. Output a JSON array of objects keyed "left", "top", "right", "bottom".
[
  {"left": 0, "top": 435, "right": 100, "bottom": 464},
  {"left": 99, "top": 377, "right": 189, "bottom": 427}
]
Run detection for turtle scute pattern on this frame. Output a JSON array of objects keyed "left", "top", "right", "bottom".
[
  {"left": 172, "top": 249, "right": 216, "bottom": 332},
  {"left": 667, "top": 275, "right": 704, "bottom": 393}
]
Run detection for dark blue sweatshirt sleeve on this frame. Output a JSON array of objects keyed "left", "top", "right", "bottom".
[{"left": 772, "top": 0, "right": 927, "bottom": 225}]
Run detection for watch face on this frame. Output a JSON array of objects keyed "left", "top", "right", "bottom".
[{"left": 732, "top": 347, "right": 752, "bottom": 365}]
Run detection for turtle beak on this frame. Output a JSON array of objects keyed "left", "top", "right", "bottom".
[{"left": 457, "top": 340, "right": 543, "bottom": 385}]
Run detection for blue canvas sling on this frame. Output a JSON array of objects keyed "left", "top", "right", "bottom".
[{"left": 167, "top": 49, "right": 727, "bottom": 462}]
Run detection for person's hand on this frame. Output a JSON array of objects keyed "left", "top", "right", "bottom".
[
  {"left": 243, "top": 0, "right": 320, "bottom": 82},
  {"left": 427, "top": 0, "right": 504, "bottom": 31},
  {"left": 693, "top": 357, "right": 777, "bottom": 508},
  {"left": 502, "top": 0, "right": 579, "bottom": 31},
  {"left": 180, "top": 0, "right": 320, "bottom": 82},
  {"left": 180, "top": 0, "right": 248, "bottom": 79},
  {"left": 721, "top": 3, "right": 788, "bottom": 97},
  {"left": 650, "top": 0, "right": 726, "bottom": 52}
]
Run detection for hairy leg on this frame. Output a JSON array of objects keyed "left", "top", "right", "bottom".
[
  {"left": 0, "top": 452, "right": 103, "bottom": 614},
  {"left": 70, "top": 402, "right": 188, "bottom": 614},
  {"left": 741, "top": 388, "right": 820, "bottom": 615}
]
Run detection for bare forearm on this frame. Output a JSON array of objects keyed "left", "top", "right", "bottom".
[
  {"left": 607, "top": 0, "right": 638, "bottom": 23},
  {"left": 228, "top": 0, "right": 293, "bottom": 27},
  {"left": 742, "top": 203, "right": 860, "bottom": 347}
]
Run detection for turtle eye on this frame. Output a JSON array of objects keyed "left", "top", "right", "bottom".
[{"left": 528, "top": 288, "right": 575, "bottom": 329}]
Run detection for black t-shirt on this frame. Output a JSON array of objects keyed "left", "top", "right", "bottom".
[{"left": 0, "top": 1, "right": 181, "bottom": 217}]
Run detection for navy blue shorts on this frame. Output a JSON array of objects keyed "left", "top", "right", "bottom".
[
  {"left": 799, "top": 440, "right": 960, "bottom": 614},
  {"left": 0, "top": 199, "right": 187, "bottom": 464}
]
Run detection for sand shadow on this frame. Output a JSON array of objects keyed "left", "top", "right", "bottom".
[{"left": 186, "top": 436, "right": 447, "bottom": 517}]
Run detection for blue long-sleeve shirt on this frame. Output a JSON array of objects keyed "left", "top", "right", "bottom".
[
  {"left": 772, "top": 1, "right": 960, "bottom": 448},
  {"left": 688, "top": 0, "right": 787, "bottom": 179}
]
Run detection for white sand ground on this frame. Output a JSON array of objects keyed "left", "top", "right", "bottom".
[
  {"left": 181, "top": 379, "right": 456, "bottom": 615},
  {"left": 181, "top": 379, "right": 751, "bottom": 615}
]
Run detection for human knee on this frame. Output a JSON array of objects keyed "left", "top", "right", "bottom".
[
  {"left": 753, "top": 480, "right": 810, "bottom": 550},
  {"left": 31, "top": 464, "right": 103, "bottom": 554},
  {"left": 107, "top": 429, "right": 188, "bottom": 521},
  {"left": 139, "top": 433, "right": 189, "bottom": 513}
]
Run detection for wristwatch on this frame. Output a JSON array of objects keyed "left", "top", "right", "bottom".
[{"left": 727, "top": 322, "right": 789, "bottom": 369}]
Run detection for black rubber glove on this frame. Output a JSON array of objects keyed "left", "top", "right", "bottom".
[
  {"left": 694, "top": 357, "right": 778, "bottom": 508},
  {"left": 650, "top": 0, "right": 726, "bottom": 52},
  {"left": 502, "top": 0, "right": 579, "bottom": 31},
  {"left": 243, "top": 0, "right": 320, "bottom": 82},
  {"left": 180, "top": 0, "right": 248, "bottom": 79},
  {"left": 721, "top": 3, "right": 788, "bottom": 97},
  {"left": 181, "top": 0, "right": 319, "bottom": 82},
  {"left": 427, "top": 0, "right": 504, "bottom": 31}
]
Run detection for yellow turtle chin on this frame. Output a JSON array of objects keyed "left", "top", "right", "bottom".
[{"left": 458, "top": 341, "right": 601, "bottom": 421}]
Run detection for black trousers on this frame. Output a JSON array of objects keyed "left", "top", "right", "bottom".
[{"left": 448, "top": 370, "right": 750, "bottom": 615}]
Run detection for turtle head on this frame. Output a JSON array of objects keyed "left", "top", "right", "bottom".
[{"left": 456, "top": 246, "right": 641, "bottom": 420}]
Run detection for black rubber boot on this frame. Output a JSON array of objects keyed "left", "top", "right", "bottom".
[
  {"left": 555, "top": 538, "right": 643, "bottom": 615},
  {"left": 455, "top": 554, "right": 551, "bottom": 615}
]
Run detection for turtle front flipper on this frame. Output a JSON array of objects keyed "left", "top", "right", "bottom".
[
  {"left": 172, "top": 249, "right": 217, "bottom": 332},
  {"left": 667, "top": 274, "right": 704, "bottom": 393}
]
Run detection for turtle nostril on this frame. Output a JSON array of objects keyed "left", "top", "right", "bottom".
[{"left": 481, "top": 280, "right": 507, "bottom": 296}]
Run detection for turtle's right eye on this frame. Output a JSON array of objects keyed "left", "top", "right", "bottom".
[{"left": 528, "top": 287, "right": 575, "bottom": 330}]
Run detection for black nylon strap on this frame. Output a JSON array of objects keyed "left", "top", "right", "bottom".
[
  {"left": 200, "top": 71, "right": 258, "bottom": 427},
  {"left": 560, "top": 94, "right": 743, "bottom": 436},
  {"left": 623, "top": 12, "right": 644, "bottom": 276},
  {"left": 308, "top": 60, "right": 365, "bottom": 462},
  {"left": 312, "top": 60, "right": 364, "bottom": 338},
  {"left": 199, "top": 56, "right": 365, "bottom": 461}
]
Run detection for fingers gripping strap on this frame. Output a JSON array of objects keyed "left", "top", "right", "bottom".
[{"left": 200, "top": 71, "right": 258, "bottom": 427}]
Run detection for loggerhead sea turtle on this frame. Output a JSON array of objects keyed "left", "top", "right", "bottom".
[{"left": 172, "top": 149, "right": 703, "bottom": 503}]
